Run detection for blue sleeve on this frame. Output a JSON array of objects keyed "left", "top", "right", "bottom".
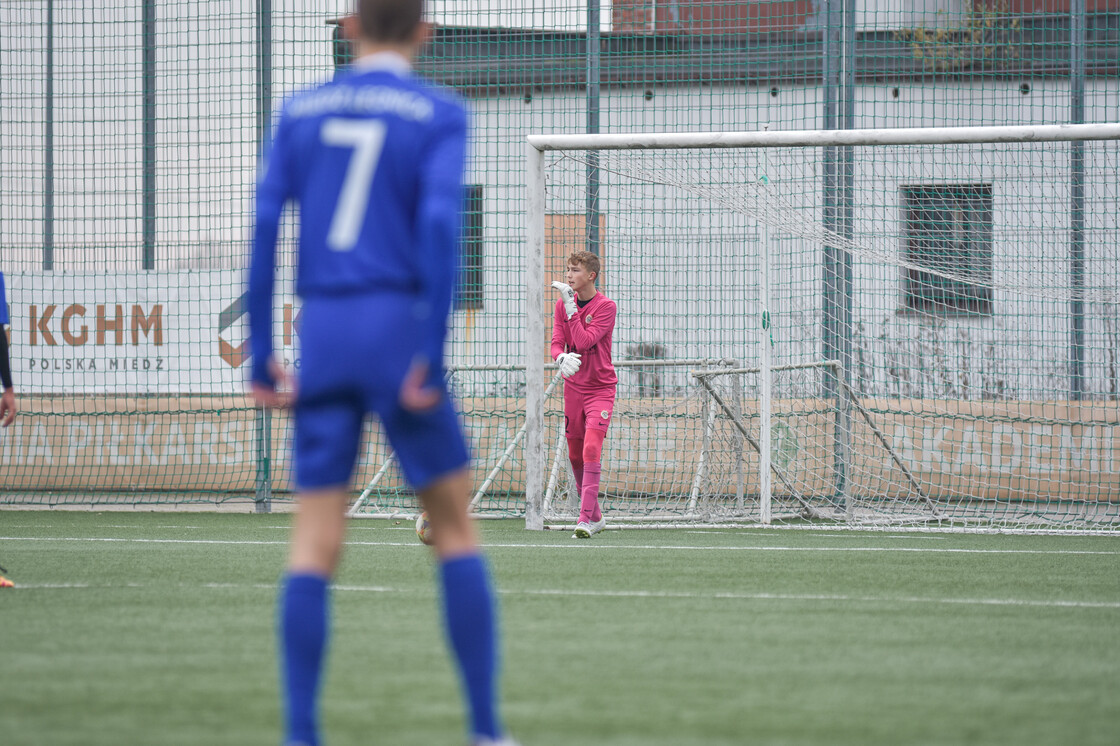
[
  {"left": 415, "top": 104, "right": 468, "bottom": 377},
  {"left": 247, "top": 112, "right": 294, "bottom": 386},
  {"left": 0, "top": 271, "right": 10, "bottom": 388},
  {"left": 0, "top": 272, "right": 8, "bottom": 326}
]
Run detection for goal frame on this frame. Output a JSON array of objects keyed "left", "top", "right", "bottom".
[{"left": 524, "top": 122, "right": 1120, "bottom": 531}]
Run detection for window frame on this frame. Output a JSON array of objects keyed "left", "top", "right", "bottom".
[
  {"left": 900, "top": 183, "right": 994, "bottom": 317},
  {"left": 455, "top": 184, "right": 484, "bottom": 311}
]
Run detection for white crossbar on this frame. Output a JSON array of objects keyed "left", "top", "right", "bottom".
[{"left": 528, "top": 122, "right": 1120, "bottom": 152}]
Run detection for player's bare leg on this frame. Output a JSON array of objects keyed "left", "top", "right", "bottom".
[
  {"left": 420, "top": 468, "right": 477, "bottom": 557},
  {"left": 279, "top": 488, "right": 348, "bottom": 746},
  {"left": 420, "top": 468, "right": 509, "bottom": 745},
  {"left": 287, "top": 489, "right": 349, "bottom": 575}
]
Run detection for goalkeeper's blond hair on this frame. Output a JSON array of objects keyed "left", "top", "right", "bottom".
[{"left": 568, "top": 250, "right": 600, "bottom": 280}]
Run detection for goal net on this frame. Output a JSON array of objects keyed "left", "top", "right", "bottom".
[
  {"left": 525, "top": 124, "right": 1120, "bottom": 532},
  {"left": 347, "top": 364, "right": 533, "bottom": 518}
]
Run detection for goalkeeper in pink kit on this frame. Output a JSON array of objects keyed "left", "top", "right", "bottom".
[{"left": 551, "top": 251, "right": 617, "bottom": 539}]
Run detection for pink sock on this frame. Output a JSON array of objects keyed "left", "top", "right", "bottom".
[
  {"left": 570, "top": 463, "right": 584, "bottom": 494},
  {"left": 567, "top": 438, "right": 585, "bottom": 496},
  {"left": 580, "top": 462, "right": 602, "bottom": 523}
]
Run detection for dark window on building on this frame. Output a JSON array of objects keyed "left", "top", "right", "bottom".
[
  {"left": 331, "top": 23, "right": 354, "bottom": 70},
  {"left": 901, "top": 184, "right": 993, "bottom": 316},
  {"left": 456, "top": 185, "right": 484, "bottom": 310}
]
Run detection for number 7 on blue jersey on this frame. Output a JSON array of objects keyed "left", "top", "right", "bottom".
[{"left": 321, "top": 117, "right": 387, "bottom": 252}]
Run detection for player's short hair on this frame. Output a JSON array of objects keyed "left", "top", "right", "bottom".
[
  {"left": 568, "top": 250, "right": 600, "bottom": 279},
  {"left": 357, "top": 0, "right": 424, "bottom": 44}
]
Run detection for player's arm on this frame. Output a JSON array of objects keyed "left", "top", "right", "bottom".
[
  {"left": 413, "top": 103, "right": 469, "bottom": 378},
  {"left": 0, "top": 324, "right": 15, "bottom": 427},
  {"left": 247, "top": 110, "right": 296, "bottom": 400},
  {"left": 564, "top": 299, "right": 617, "bottom": 352},
  {"left": 550, "top": 301, "right": 568, "bottom": 360},
  {"left": 550, "top": 302, "right": 582, "bottom": 378},
  {"left": 0, "top": 272, "right": 14, "bottom": 427}
]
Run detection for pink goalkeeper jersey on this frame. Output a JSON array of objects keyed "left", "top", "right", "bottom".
[{"left": 551, "top": 292, "right": 618, "bottom": 393}]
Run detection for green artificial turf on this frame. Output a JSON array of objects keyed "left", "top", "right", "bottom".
[{"left": 1, "top": 512, "right": 1118, "bottom": 745}]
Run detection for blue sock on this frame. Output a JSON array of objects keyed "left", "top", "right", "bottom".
[
  {"left": 440, "top": 554, "right": 501, "bottom": 740},
  {"left": 280, "top": 573, "right": 329, "bottom": 746}
]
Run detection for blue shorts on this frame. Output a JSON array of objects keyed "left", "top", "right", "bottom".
[{"left": 292, "top": 292, "right": 469, "bottom": 492}]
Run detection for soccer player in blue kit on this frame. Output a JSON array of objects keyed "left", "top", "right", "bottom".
[
  {"left": 0, "top": 269, "right": 16, "bottom": 589},
  {"left": 247, "top": 2, "right": 513, "bottom": 744},
  {"left": 0, "top": 270, "right": 16, "bottom": 430}
]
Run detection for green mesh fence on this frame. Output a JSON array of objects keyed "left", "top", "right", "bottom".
[{"left": 1, "top": 1, "right": 1118, "bottom": 520}]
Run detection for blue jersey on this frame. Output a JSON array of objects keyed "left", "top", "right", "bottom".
[{"left": 247, "top": 53, "right": 468, "bottom": 385}]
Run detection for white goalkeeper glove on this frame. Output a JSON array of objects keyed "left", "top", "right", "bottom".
[
  {"left": 556, "top": 352, "right": 582, "bottom": 378},
  {"left": 551, "top": 281, "right": 578, "bottom": 319}
]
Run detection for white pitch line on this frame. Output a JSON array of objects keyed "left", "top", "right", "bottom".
[
  {"left": 96, "top": 525, "right": 205, "bottom": 530},
  {"left": 1, "top": 536, "right": 1117, "bottom": 555},
  {"left": 7, "top": 581, "right": 1119, "bottom": 610},
  {"left": 0, "top": 537, "right": 287, "bottom": 545},
  {"left": 0, "top": 524, "right": 207, "bottom": 530},
  {"left": 687, "top": 531, "right": 945, "bottom": 539},
  {"left": 741, "top": 532, "right": 949, "bottom": 540},
  {"left": 513, "top": 588, "right": 1120, "bottom": 609}
]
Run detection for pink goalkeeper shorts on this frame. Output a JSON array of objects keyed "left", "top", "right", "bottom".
[{"left": 563, "top": 386, "right": 616, "bottom": 439}]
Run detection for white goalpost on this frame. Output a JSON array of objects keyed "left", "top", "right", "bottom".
[{"left": 525, "top": 122, "right": 1120, "bottom": 532}]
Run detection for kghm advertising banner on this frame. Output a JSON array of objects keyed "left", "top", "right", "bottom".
[{"left": 7, "top": 271, "right": 299, "bottom": 394}]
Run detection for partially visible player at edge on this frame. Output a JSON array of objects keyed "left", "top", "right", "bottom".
[
  {"left": 1, "top": 269, "right": 17, "bottom": 588},
  {"left": 551, "top": 251, "right": 618, "bottom": 539},
  {"left": 0, "top": 271, "right": 16, "bottom": 429},
  {"left": 247, "top": 2, "right": 513, "bottom": 744}
]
